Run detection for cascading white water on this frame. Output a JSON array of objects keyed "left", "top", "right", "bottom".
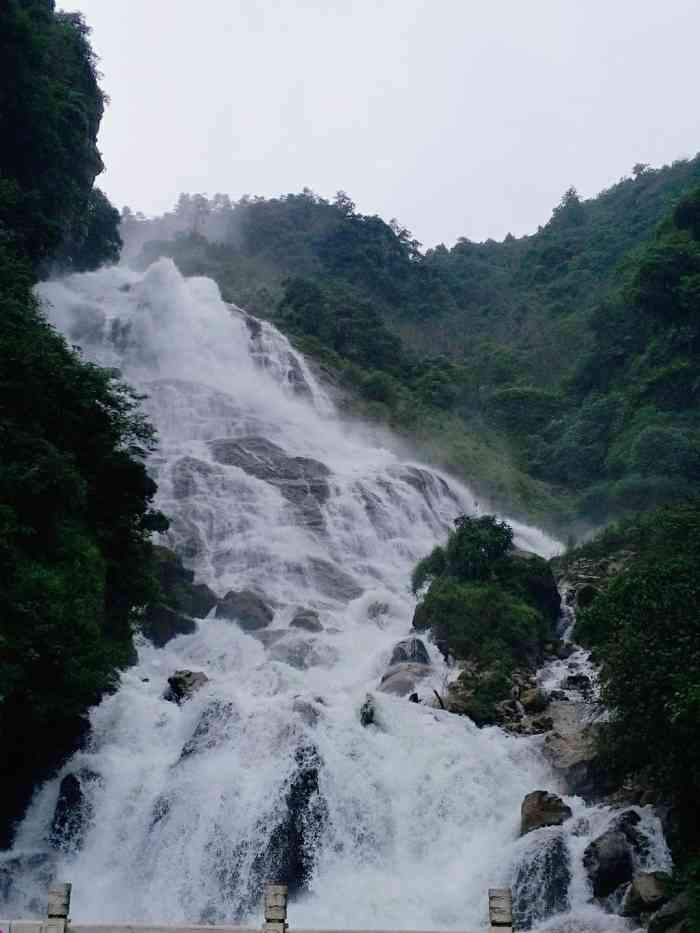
[{"left": 1, "top": 260, "right": 670, "bottom": 931}]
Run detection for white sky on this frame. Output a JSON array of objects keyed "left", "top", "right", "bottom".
[{"left": 75, "top": 0, "right": 700, "bottom": 247}]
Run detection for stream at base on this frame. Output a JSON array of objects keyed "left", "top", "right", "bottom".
[{"left": 0, "top": 260, "right": 671, "bottom": 931}]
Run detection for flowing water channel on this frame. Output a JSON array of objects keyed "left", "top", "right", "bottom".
[{"left": 1, "top": 260, "right": 671, "bottom": 931}]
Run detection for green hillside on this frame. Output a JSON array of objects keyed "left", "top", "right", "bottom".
[{"left": 125, "top": 155, "right": 700, "bottom": 531}]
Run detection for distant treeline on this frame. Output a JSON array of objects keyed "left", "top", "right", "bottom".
[{"left": 125, "top": 154, "right": 700, "bottom": 528}]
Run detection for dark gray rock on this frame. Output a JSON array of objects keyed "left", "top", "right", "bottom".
[
  {"left": 611, "top": 809, "right": 650, "bottom": 861},
  {"left": 270, "top": 635, "right": 330, "bottom": 670},
  {"left": 216, "top": 589, "right": 274, "bottom": 630},
  {"left": 648, "top": 891, "right": 690, "bottom": 933},
  {"left": 520, "top": 687, "right": 549, "bottom": 713},
  {"left": 583, "top": 828, "right": 633, "bottom": 897},
  {"left": 513, "top": 834, "right": 571, "bottom": 930},
  {"left": 307, "top": 557, "right": 362, "bottom": 601},
  {"left": 179, "top": 700, "right": 238, "bottom": 760},
  {"left": 251, "top": 629, "right": 287, "bottom": 649},
  {"left": 521, "top": 791, "right": 572, "bottom": 836},
  {"left": 141, "top": 603, "right": 197, "bottom": 647},
  {"left": 379, "top": 662, "right": 431, "bottom": 696},
  {"left": 290, "top": 608, "right": 323, "bottom": 633},
  {"left": 562, "top": 673, "right": 592, "bottom": 692},
  {"left": 164, "top": 670, "right": 209, "bottom": 704},
  {"left": 360, "top": 694, "right": 376, "bottom": 727},
  {"left": 209, "top": 436, "right": 330, "bottom": 530},
  {"left": 50, "top": 769, "right": 101, "bottom": 852},
  {"left": 389, "top": 637, "right": 430, "bottom": 666},
  {"left": 251, "top": 744, "right": 327, "bottom": 896},
  {"left": 622, "top": 871, "right": 672, "bottom": 916}
]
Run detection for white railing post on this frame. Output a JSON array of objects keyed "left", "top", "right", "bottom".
[
  {"left": 488, "top": 888, "right": 513, "bottom": 932},
  {"left": 263, "top": 883, "right": 288, "bottom": 933},
  {"left": 42, "top": 883, "right": 72, "bottom": 933}
]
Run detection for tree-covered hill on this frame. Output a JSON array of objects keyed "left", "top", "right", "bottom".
[
  {"left": 124, "top": 153, "right": 700, "bottom": 529},
  {"left": 0, "top": 0, "right": 162, "bottom": 846}
]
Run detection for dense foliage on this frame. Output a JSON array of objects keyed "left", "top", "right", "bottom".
[
  {"left": 0, "top": 0, "right": 158, "bottom": 846},
  {"left": 559, "top": 501, "right": 700, "bottom": 891},
  {"left": 411, "top": 516, "right": 559, "bottom": 723},
  {"left": 569, "top": 503, "right": 700, "bottom": 892},
  {"left": 124, "top": 154, "right": 700, "bottom": 530}
]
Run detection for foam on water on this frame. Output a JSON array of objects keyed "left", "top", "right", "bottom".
[{"left": 0, "top": 260, "right": 670, "bottom": 930}]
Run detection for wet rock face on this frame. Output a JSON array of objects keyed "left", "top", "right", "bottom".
[
  {"left": 388, "top": 637, "right": 430, "bottom": 666},
  {"left": 521, "top": 791, "right": 573, "bottom": 836},
  {"left": 269, "top": 635, "right": 332, "bottom": 670},
  {"left": 542, "top": 702, "right": 603, "bottom": 797},
  {"left": 290, "top": 608, "right": 323, "bottom": 633},
  {"left": 164, "top": 670, "right": 209, "bottom": 704},
  {"left": 379, "top": 662, "right": 431, "bottom": 696},
  {"left": 622, "top": 871, "right": 672, "bottom": 916},
  {"left": 360, "top": 694, "right": 376, "bottom": 727},
  {"left": 513, "top": 834, "right": 571, "bottom": 929},
  {"left": 209, "top": 436, "right": 330, "bottom": 530},
  {"left": 583, "top": 827, "right": 634, "bottom": 897},
  {"left": 141, "top": 545, "right": 218, "bottom": 647},
  {"left": 306, "top": 557, "right": 362, "bottom": 602},
  {"left": 179, "top": 700, "right": 238, "bottom": 760},
  {"left": 520, "top": 687, "right": 549, "bottom": 713},
  {"left": 647, "top": 891, "right": 690, "bottom": 933},
  {"left": 252, "top": 745, "right": 327, "bottom": 896},
  {"left": 216, "top": 589, "right": 274, "bottom": 630},
  {"left": 50, "top": 769, "right": 101, "bottom": 852},
  {"left": 141, "top": 603, "right": 197, "bottom": 647}
]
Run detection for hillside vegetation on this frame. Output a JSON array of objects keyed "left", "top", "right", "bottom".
[
  {"left": 123, "top": 155, "right": 700, "bottom": 530},
  {"left": 0, "top": 0, "right": 164, "bottom": 846}
]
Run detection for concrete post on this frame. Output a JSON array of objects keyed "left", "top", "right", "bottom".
[
  {"left": 263, "top": 883, "right": 288, "bottom": 933},
  {"left": 488, "top": 888, "right": 513, "bottom": 931},
  {"left": 47, "top": 886, "right": 71, "bottom": 920}
]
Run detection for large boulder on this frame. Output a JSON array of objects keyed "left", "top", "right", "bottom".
[
  {"left": 411, "top": 600, "right": 430, "bottom": 631},
  {"left": 251, "top": 744, "right": 327, "bottom": 895},
  {"left": 141, "top": 603, "right": 196, "bottom": 647},
  {"left": 50, "top": 769, "right": 101, "bottom": 852},
  {"left": 151, "top": 544, "right": 218, "bottom": 617},
  {"left": 163, "top": 670, "right": 209, "bottom": 704},
  {"left": 290, "top": 608, "right": 323, "bottom": 633},
  {"left": 513, "top": 833, "right": 571, "bottom": 930},
  {"left": 389, "top": 637, "right": 430, "bottom": 666},
  {"left": 306, "top": 557, "right": 362, "bottom": 601},
  {"left": 379, "top": 662, "right": 431, "bottom": 696},
  {"left": 209, "top": 436, "right": 330, "bottom": 530},
  {"left": 178, "top": 699, "right": 238, "bottom": 760},
  {"left": 583, "top": 827, "right": 633, "bottom": 897},
  {"left": 647, "top": 891, "right": 690, "bottom": 933},
  {"left": 542, "top": 702, "right": 603, "bottom": 797},
  {"left": 520, "top": 687, "right": 549, "bottom": 713},
  {"left": 269, "top": 635, "right": 332, "bottom": 669},
  {"left": 612, "top": 809, "right": 650, "bottom": 860},
  {"left": 521, "top": 791, "right": 572, "bottom": 836},
  {"left": 622, "top": 871, "right": 672, "bottom": 917},
  {"left": 216, "top": 590, "right": 274, "bottom": 630}
]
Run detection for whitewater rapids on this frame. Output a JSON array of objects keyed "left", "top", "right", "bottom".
[{"left": 1, "top": 260, "right": 670, "bottom": 931}]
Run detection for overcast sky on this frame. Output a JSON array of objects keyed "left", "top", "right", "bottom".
[{"left": 76, "top": 0, "right": 700, "bottom": 248}]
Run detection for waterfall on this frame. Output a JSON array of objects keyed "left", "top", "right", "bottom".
[{"left": 0, "top": 260, "right": 670, "bottom": 931}]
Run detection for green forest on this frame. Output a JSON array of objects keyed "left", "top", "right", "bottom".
[
  {"left": 0, "top": 0, "right": 164, "bottom": 846},
  {"left": 124, "top": 155, "right": 700, "bottom": 533}
]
